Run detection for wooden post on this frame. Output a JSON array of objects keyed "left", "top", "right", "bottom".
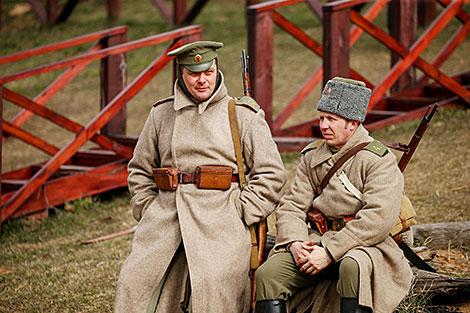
[
  {"left": 418, "top": 0, "right": 436, "bottom": 27},
  {"left": 107, "top": 0, "right": 121, "bottom": 19},
  {"left": 390, "top": 0, "right": 417, "bottom": 93},
  {"left": 247, "top": 8, "right": 274, "bottom": 127},
  {"left": 100, "top": 31, "right": 127, "bottom": 137},
  {"left": 174, "top": 0, "right": 187, "bottom": 25},
  {"left": 47, "top": 0, "right": 59, "bottom": 23},
  {"left": 0, "top": 0, "right": 2, "bottom": 31},
  {"left": 323, "top": 4, "right": 350, "bottom": 86},
  {"left": 0, "top": 85, "right": 3, "bottom": 202}
]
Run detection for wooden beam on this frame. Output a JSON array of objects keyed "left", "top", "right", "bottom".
[
  {"left": 183, "top": 0, "right": 209, "bottom": 24},
  {"left": 100, "top": 31, "right": 127, "bottom": 137},
  {"left": 418, "top": 0, "right": 436, "bottom": 27},
  {"left": 389, "top": 0, "right": 417, "bottom": 93},
  {"left": 0, "top": 86, "right": 2, "bottom": 201},
  {"left": 47, "top": 0, "right": 59, "bottom": 23},
  {"left": 28, "top": 0, "right": 47, "bottom": 23},
  {"left": 323, "top": 4, "right": 350, "bottom": 85},
  {"left": 107, "top": 0, "right": 120, "bottom": 19},
  {"left": 305, "top": 0, "right": 323, "bottom": 20},
  {"left": 248, "top": 8, "right": 274, "bottom": 127},
  {"left": 174, "top": 0, "right": 187, "bottom": 25},
  {"left": 56, "top": 0, "right": 80, "bottom": 23},
  {"left": 151, "top": 0, "right": 173, "bottom": 24},
  {"left": 2, "top": 121, "right": 60, "bottom": 155}
]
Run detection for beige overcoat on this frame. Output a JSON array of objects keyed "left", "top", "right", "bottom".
[
  {"left": 273, "top": 125, "right": 413, "bottom": 313},
  {"left": 114, "top": 73, "right": 287, "bottom": 313}
]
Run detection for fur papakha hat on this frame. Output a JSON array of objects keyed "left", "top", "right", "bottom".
[{"left": 317, "top": 77, "right": 371, "bottom": 122}]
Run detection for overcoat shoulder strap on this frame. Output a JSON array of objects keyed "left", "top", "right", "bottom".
[
  {"left": 153, "top": 95, "right": 174, "bottom": 107},
  {"left": 363, "top": 140, "right": 388, "bottom": 157},
  {"left": 235, "top": 96, "right": 260, "bottom": 113},
  {"left": 301, "top": 139, "right": 325, "bottom": 154}
]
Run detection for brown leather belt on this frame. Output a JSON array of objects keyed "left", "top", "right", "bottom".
[
  {"left": 308, "top": 208, "right": 355, "bottom": 234},
  {"left": 180, "top": 173, "right": 240, "bottom": 184}
]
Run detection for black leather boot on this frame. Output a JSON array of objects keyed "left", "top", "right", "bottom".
[
  {"left": 341, "top": 297, "right": 371, "bottom": 313},
  {"left": 255, "top": 299, "right": 287, "bottom": 313}
]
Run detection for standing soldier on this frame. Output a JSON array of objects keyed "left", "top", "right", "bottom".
[
  {"left": 114, "top": 41, "right": 287, "bottom": 313},
  {"left": 255, "top": 77, "right": 413, "bottom": 313}
]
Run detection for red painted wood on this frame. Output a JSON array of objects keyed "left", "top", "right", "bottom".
[
  {"left": 350, "top": 0, "right": 387, "bottom": 45},
  {"left": 72, "top": 149, "right": 123, "bottom": 167},
  {"left": 248, "top": 9, "right": 274, "bottom": 127},
  {"left": 5, "top": 161, "right": 128, "bottom": 219},
  {"left": 323, "top": 5, "right": 350, "bottom": 84},
  {"left": 369, "top": 0, "right": 468, "bottom": 107},
  {"left": 249, "top": 0, "right": 304, "bottom": 13},
  {"left": 3, "top": 42, "right": 105, "bottom": 143},
  {"left": 3, "top": 88, "right": 134, "bottom": 159},
  {"left": 174, "top": 0, "right": 187, "bottom": 24},
  {"left": 100, "top": 32, "right": 127, "bottom": 137},
  {"left": 350, "top": 9, "right": 470, "bottom": 107},
  {"left": 418, "top": 0, "right": 436, "bottom": 27},
  {"left": 273, "top": 69, "right": 322, "bottom": 130},
  {"left": 2, "top": 121, "right": 60, "bottom": 155},
  {"left": 390, "top": 0, "right": 417, "bottom": 93},
  {"left": 47, "top": 0, "right": 60, "bottom": 23},
  {"left": 418, "top": 14, "right": 470, "bottom": 86},
  {"left": 28, "top": 0, "right": 47, "bottom": 23},
  {"left": 0, "top": 25, "right": 202, "bottom": 84},
  {"left": 151, "top": 0, "right": 173, "bottom": 23},
  {"left": 107, "top": 0, "right": 121, "bottom": 18},
  {"left": 323, "top": 0, "right": 371, "bottom": 12},
  {"left": 1, "top": 166, "right": 32, "bottom": 181},
  {"left": 1, "top": 40, "right": 182, "bottom": 222},
  {"left": 0, "top": 26, "right": 128, "bottom": 65},
  {"left": 0, "top": 86, "right": 2, "bottom": 200}
]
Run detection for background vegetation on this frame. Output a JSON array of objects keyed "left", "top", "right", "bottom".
[{"left": 1, "top": 0, "right": 469, "bottom": 312}]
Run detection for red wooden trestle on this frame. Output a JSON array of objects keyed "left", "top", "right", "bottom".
[{"left": 0, "top": 25, "right": 203, "bottom": 224}]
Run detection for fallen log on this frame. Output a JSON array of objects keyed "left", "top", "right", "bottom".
[
  {"left": 412, "top": 221, "right": 470, "bottom": 250},
  {"left": 412, "top": 269, "right": 470, "bottom": 305}
]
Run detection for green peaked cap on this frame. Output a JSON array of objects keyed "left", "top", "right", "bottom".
[{"left": 167, "top": 41, "right": 223, "bottom": 72}]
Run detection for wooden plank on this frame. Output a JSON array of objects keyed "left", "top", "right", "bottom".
[
  {"left": 323, "top": 5, "right": 350, "bottom": 84},
  {"left": 3, "top": 88, "right": 134, "bottom": 159},
  {"left": 1, "top": 166, "right": 32, "bottom": 181},
  {"left": 2, "top": 180, "right": 28, "bottom": 193},
  {"left": 368, "top": 0, "right": 468, "bottom": 107},
  {"left": 386, "top": 96, "right": 442, "bottom": 111},
  {"left": 174, "top": 0, "right": 187, "bottom": 24},
  {"left": 323, "top": 0, "right": 372, "bottom": 12},
  {"left": 248, "top": 9, "right": 274, "bottom": 127},
  {"left": 0, "top": 26, "right": 127, "bottom": 65},
  {"left": 1, "top": 40, "right": 182, "bottom": 223},
  {"left": 350, "top": 0, "right": 388, "bottom": 45},
  {"left": 0, "top": 25, "right": 202, "bottom": 84},
  {"left": 350, "top": 10, "right": 470, "bottom": 107},
  {"left": 6, "top": 161, "right": 128, "bottom": 219},
  {"left": 72, "top": 150, "right": 122, "bottom": 167},
  {"left": 151, "top": 0, "right": 173, "bottom": 23},
  {"left": 389, "top": 0, "right": 417, "bottom": 93},
  {"left": 248, "top": 0, "right": 304, "bottom": 13},
  {"left": 418, "top": 0, "right": 436, "bottom": 26},
  {"left": 305, "top": 0, "right": 323, "bottom": 20},
  {"left": 47, "top": 0, "right": 60, "bottom": 23},
  {"left": 183, "top": 0, "right": 209, "bottom": 24},
  {"left": 28, "top": 0, "right": 47, "bottom": 23},
  {"left": 0, "top": 86, "right": 2, "bottom": 200},
  {"left": 106, "top": 0, "right": 121, "bottom": 19},
  {"left": 100, "top": 32, "right": 127, "bottom": 137},
  {"left": 418, "top": 19, "right": 470, "bottom": 86},
  {"left": 2, "top": 121, "right": 59, "bottom": 155},
  {"left": 56, "top": 0, "right": 80, "bottom": 23},
  {"left": 3, "top": 41, "right": 105, "bottom": 142}
]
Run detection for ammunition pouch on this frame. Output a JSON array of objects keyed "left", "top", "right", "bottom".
[
  {"left": 195, "top": 165, "right": 233, "bottom": 190},
  {"left": 153, "top": 167, "right": 180, "bottom": 191}
]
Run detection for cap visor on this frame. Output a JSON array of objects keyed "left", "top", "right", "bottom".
[{"left": 184, "top": 61, "right": 213, "bottom": 73}]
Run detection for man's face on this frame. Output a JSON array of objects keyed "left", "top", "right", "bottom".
[
  {"left": 181, "top": 60, "right": 217, "bottom": 102},
  {"left": 319, "top": 111, "right": 358, "bottom": 149}
]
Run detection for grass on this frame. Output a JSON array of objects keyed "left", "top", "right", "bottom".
[{"left": 1, "top": 0, "right": 470, "bottom": 312}]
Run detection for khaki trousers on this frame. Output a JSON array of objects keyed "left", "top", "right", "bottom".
[{"left": 255, "top": 252, "right": 359, "bottom": 301}]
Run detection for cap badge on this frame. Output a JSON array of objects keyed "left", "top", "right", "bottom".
[
  {"left": 326, "top": 88, "right": 331, "bottom": 96},
  {"left": 195, "top": 54, "right": 202, "bottom": 63}
]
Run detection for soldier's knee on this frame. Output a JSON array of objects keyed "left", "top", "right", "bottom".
[{"left": 337, "top": 257, "right": 360, "bottom": 298}]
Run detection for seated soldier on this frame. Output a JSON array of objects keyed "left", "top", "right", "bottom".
[{"left": 255, "top": 77, "right": 413, "bottom": 313}]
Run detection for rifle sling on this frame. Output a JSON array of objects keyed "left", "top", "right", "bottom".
[{"left": 228, "top": 98, "right": 258, "bottom": 271}]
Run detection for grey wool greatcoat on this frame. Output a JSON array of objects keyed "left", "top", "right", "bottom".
[
  {"left": 114, "top": 73, "right": 287, "bottom": 313},
  {"left": 273, "top": 125, "right": 413, "bottom": 313}
]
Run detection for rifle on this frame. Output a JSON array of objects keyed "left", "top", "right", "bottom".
[
  {"left": 240, "top": 49, "right": 266, "bottom": 310},
  {"left": 394, "top": 103, "right": 439, "bottom": 272},
  {"left": 397, "top": 103, "right": 439, "bottom": 172},
  {"left": 241, "top": 50, "right": 252, "bottom": 97}
]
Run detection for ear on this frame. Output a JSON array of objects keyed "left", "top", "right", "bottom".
[{"left": 348, "top": 120, "right": 359, "bottom": 131}]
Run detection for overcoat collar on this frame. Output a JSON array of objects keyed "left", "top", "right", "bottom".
[
  {"left": 310, "top": 124, "right": 371, "bottom": 169},
  {"left": 173, "top": 71, "right": 228, "bottom": 114}
]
